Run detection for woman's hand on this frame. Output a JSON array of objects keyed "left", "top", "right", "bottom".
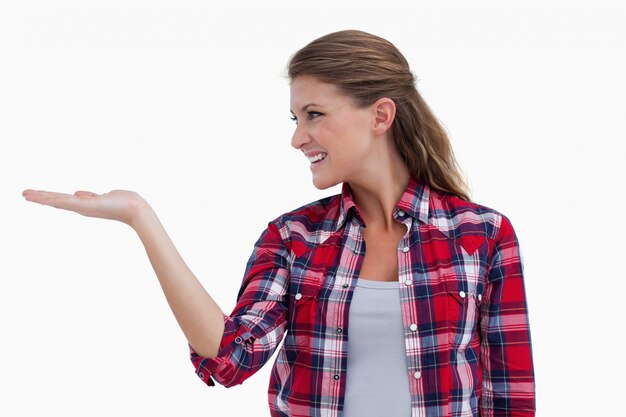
[{"left": 21, "top": 188, "right": 150, "bottom": 226}]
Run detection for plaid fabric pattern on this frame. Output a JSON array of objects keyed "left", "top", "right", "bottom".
[{"left": 189, "top": 178, "right": 535, "bottom": 416}]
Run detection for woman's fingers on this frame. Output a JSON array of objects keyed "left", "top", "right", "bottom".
[
  {"left": 23, "top": 189, "right": 74, "bottom": 205},
  {"left": 22, "top": 189, "right": 92, "bottom": 211}
]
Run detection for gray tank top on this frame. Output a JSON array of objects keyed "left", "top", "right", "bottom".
[{"left": 342, "top": 278, "right": 411, "bottom": 417}]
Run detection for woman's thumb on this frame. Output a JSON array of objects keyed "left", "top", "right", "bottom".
[{"left": 74, "top": 191, "right": 98, "bottom": 197}]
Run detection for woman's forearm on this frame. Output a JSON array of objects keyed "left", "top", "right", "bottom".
[{"left": 130, "top": 205, "right": 225, "bottom": 358}]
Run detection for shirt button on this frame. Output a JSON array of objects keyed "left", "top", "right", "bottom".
[
  {"left": 409, "top": 323, "right": 418, "bottom": 332},
  {"left": 336, "top": 327, "right": 343, "bottom": 334},
  {"left": 404, "top": 279, "right": 412, "bottom": 286},
  {"left": 352, "top": 248, "right": 359, "bottom": 255},
  {"left": 459, "top": 290, "right": 466, "bottom": 299},
  {"left": 235, "top": 336, "right": 243, "bottom": 344},
  {"left": 401, "top": 246, "right": 410, "bottom": 253},
  {"left": 478, "top": 293, "right": 483, "bottom": 301},
  {"left": 342, "top": 283, "right": 349, "bottom": 288},
  {"left": 413, "top": 371, "right": 422, "bottom": 379},
  {"left": 295, "top": 293, "right": 302, "bottom": 301},
  {"left": 333, "top": 374, "right": 340, "bottom": 381},
  {"left": 398, "top": 210, "right": 406, "bottom": 217}
]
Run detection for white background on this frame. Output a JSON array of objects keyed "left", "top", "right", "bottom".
[{"left": 2, "top": 1, "right": 624, "bottom": 415}]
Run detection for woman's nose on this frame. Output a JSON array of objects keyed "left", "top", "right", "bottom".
[{"left": 290, "top": 125, "right": 310, "bottom": 150}]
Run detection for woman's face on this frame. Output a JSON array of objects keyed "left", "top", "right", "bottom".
[{"left": 290, "top": 75, "right": 377, "bottom": 190}]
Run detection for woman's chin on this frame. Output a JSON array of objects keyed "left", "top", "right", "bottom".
[{"left": 311, "top": 175, "right": 340, "bottom": 190}]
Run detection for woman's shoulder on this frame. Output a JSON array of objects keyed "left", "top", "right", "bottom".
[
  {"left": 266, "top": 193, "right": 343, "bottom": 244},
  {"left": 431, "top": 189, "right": 516, "bottom": 240}
]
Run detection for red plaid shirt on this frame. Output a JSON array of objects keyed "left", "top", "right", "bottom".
[{"left": 189, "top": 177, "right": 536, "bottom": 416}]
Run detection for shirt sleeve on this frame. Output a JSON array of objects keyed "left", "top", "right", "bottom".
[
  {"left": 189, "top": 219, "right": 290, "bottom": 388},
  {"left": 479, "top": 213, "right": 536, "bottom": 416}
]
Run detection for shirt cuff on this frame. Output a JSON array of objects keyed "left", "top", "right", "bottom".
[{"left": 188, "top": 313, "right": 256, "bottom": 387}]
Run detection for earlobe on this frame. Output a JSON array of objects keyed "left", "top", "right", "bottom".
[{"left": 373, "top": 98, "right": 396, "bottom": 135}]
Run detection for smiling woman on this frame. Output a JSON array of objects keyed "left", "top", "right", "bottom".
[
  {"left": 22, "top": 29, "right": 535, "bottom": 417},
  {"left": 289, "top": 74, "right": 397, "bottom": 190}
]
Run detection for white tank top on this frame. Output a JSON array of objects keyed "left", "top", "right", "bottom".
[{"left": 342, "top": 278, "right": 411, "bottom": 417}]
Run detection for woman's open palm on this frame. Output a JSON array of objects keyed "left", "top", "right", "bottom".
[{"left": 21, "top": 189, "right": 149, "bottom": 226}]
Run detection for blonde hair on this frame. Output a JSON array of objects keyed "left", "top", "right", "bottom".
[{"left": 286, "top": 29, "right": 472, "bottom": 202}]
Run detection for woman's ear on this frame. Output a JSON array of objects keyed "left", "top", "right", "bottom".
[{"left": 372, "top": 97, "right": 396, "bottom": 136}]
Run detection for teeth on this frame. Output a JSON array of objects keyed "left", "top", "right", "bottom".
[{"left": 308, "top": 153, "right": 327, "bottom": 163}]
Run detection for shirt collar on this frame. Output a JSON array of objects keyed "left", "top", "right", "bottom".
[{"left": 335, "top": 177, "right": 431, "bottom": 231}]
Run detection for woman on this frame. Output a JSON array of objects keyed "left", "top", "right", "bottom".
[{"left": 22, "top": 30, "right": 535, "bottom": 417}]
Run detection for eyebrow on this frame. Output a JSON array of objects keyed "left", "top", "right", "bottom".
[{"left": 290, "top": 103, "right": 323, "bottom": 114}]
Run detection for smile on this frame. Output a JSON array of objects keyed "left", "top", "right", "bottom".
[{"left": 308, "top": 153, "right": 327, "bottom": 163}]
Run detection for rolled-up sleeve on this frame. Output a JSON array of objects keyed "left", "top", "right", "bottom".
[
  {"left": 479, "top": 214, "right": 536, "bottom": 416},
  {"left": 189, "top": 219, "right": 290, "bottom": 388}
]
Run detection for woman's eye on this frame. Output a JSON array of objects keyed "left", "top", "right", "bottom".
[{"left": 290, "top": 112, "right": 322, "bottom": 124}]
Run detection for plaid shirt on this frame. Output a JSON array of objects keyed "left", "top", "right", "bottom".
[{"left": 189, "top": 178, "right": 536, "bottom": 416}]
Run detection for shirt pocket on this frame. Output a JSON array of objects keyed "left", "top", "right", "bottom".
[
  {"left": 443, "top": 276, "right": 482, "bottom": 352},
  {"left": 287, "top": 272, "right": 323, "bottom": 348}
]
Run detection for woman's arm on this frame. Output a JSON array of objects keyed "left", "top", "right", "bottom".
[
  {"left": 188, "top": 219, "right": 290, "bottom": 387},
  {"left": 130, "top": 205, "right": 225, "bottom": 359},
  {"left": 21, "top": 188, "right": 226, "bottom": 359},
  {"left": 480, "top": 213, "right": 536, "bottom": 416}
]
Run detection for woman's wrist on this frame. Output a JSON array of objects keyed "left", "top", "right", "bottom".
[{"left": 128, "top": 201, "right": 157, "bottom": 232}]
